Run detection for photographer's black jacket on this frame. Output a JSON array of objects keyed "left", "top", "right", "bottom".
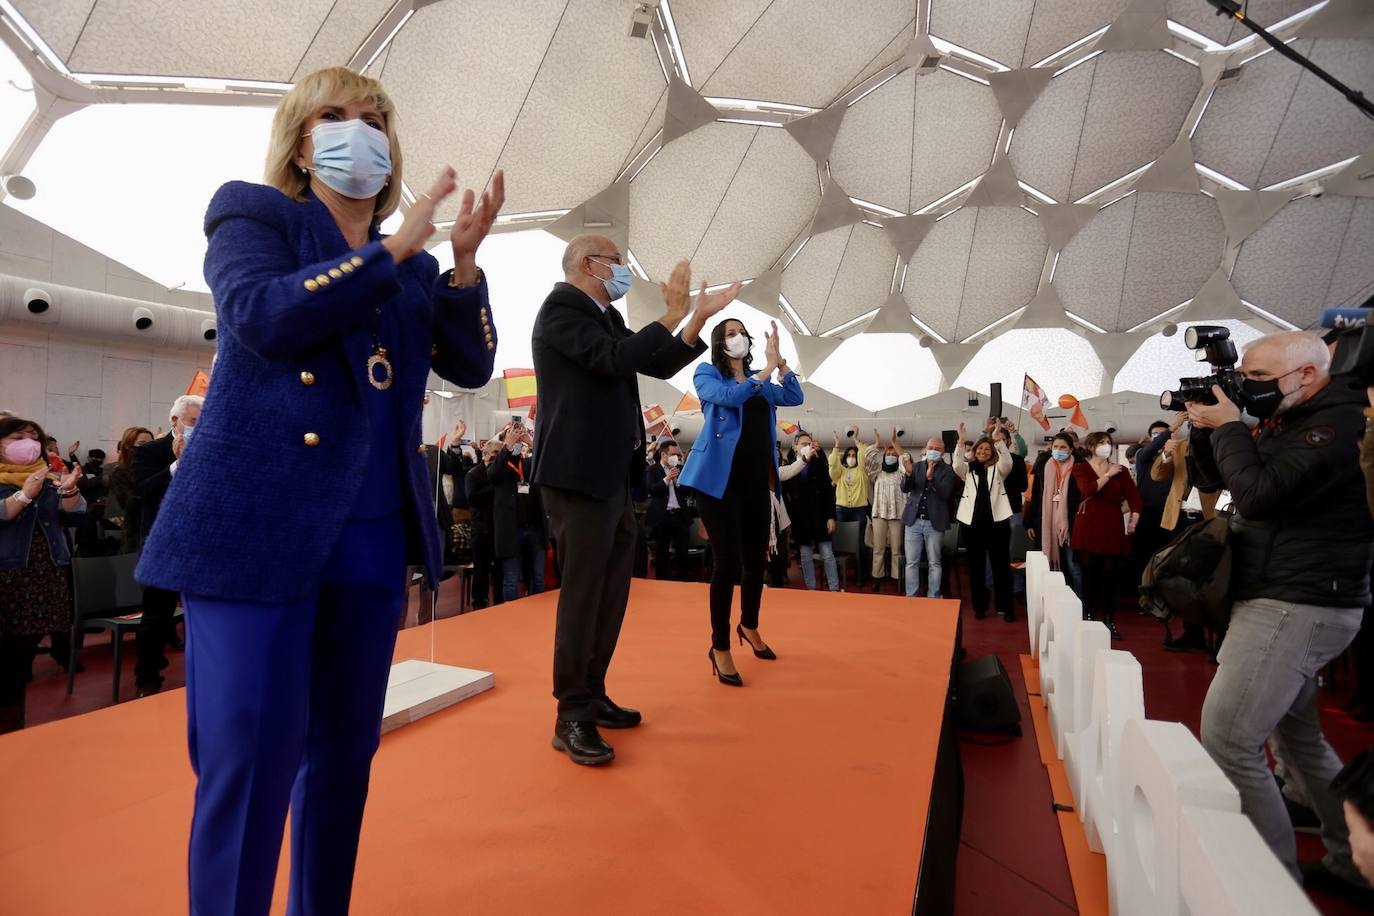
[{"left": 1195, "top": 381, "right": 1373, "bottom": 608}]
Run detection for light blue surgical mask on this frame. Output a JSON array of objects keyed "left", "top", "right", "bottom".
[
  {"left": 180, "top": 424, "right": 195, "bottom": 444},
  {"left": 591, "top": 258, "right": 633, "bottom": 301},
  {"left": 1051, "top": 448, "right": 1069, "bottom": 462},
  {"left": 925, "top": 449, "right": 942, "bottom": 462},
  {"left": 308, "top": 119, "right": 392, "bottom": 200}
]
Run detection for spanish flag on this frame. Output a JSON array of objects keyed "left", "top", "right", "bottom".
[
  {"left": 643, "top": 404, "right": 665, "bottom": 425},
  {"left": 503, "top": 368, "right": 537, "bottom": 408},
  {"left": 777, "top": 420, "right": 800, "bottom": 437}
]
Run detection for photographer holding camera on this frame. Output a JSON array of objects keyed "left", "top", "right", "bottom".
[{"left": 1184, "top": 330, "right": 1373, "bottom": 895}]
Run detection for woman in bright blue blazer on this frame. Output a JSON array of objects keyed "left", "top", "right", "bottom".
[
  {"left": 135, "top": 68, "right": 503, "bottom": 916},
  {"left": 680, "top": 318, "right": 803, "bottom": 686}
]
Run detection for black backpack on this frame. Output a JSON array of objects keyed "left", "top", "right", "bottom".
[{"left": 1139, "top": 514, "right": 1233, "bottom": 631}]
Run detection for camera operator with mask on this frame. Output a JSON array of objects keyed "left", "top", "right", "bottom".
[{"left": 1185, "top": 330, "right": 1373, "bottom": 898}]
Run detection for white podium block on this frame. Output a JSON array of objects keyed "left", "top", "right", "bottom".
[
  {"left": 381, "top": 659, "right": 494, "bottom": 735},
  {"left": 1081, "top": 650, "right": 1143, "bottom": 856},
  {"left": 1025, "top": 551, "right": 1049, "bottom": 655},
  {"left": 1046, "top": 587, "right": 1083, "bottom": 756},
  {"left": 1039, "top": 581, "right": 1076, "bottom": 710},
  {"left": 1063, "top": 621, "right": 1107, "bottom": 801},
  {"left": 1027, "top": 560, "right": 1060, "bottom": 662},
  {"left": 1114, "top": 720, "right": 1241, "bottom": 916},
  {"left": 1178, "top": 805, "right": 1318, "bottom": 916}
]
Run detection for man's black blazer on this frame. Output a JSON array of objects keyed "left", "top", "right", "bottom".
[
  {"left": 132, "top": 434, "right": 177, "bottom": 542},
  {"left": 644, "top": 462, "right": 688, "bottom": 528},
  {"left": 530, "top": 282, "right": 705, "bottom": 501}
]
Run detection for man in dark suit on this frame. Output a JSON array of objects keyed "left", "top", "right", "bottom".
[
  {"left": 530, "top": 235, "right": 738, "bottom": 766},
  {"left": 645, "top": 440, "right": 691, "bottom": 581},
  {"left": 132, "top": 395, "right": 201, "bottom": 696},
  {"left": 465, "top": 439, "right": 504, "bottom": 610},
  {"left": 489, "top": 426, "right": 546, "bottom": 601}
]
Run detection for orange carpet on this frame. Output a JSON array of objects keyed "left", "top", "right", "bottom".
[
  {"left": 1019, "top": 654, "right": 1110, "bottom": 916},
  {"left": 0, "top": 581, "right": 958, "bottom": 915}
]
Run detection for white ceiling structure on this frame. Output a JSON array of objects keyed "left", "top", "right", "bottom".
[{"left": 0, "top": 0, "right": 1371, "bottom": 412}]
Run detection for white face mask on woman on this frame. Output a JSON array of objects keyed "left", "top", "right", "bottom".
[
  {"left": 1094, "top": 443, "right": 1113, "bottom": 459},
  {"left": 845, "top": 455, "right": 858, "bottom": 468},
  {"left": 723, "top": 333, "right": 751, "bottom": 359},
  {"left": 799, "top": 444, "right": 814, "bottom": 460}
]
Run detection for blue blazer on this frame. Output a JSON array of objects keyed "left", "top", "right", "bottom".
[
  {"left": 679, "top": 363, "right": 804, "bottom": 500},
  {"left": 136, "top": 181, "right": 496, "bottom": 603}
]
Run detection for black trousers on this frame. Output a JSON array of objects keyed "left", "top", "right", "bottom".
[
  {"left": 695, "top": 481, "right": 771, "bottom": 651},
  {"left": 135, "top": 585, "right": 179, "bottom": 688},
  {"left": 470, "top": 532, "right": 502, "bottom": 609},
  {"left": 543, "top": 485, "right": 637, "bottom": 721},
  {"left": 1077, "top": 549, "right": 1122, "bottom": 623},
  {"left": 964, "top": 518, "right": 1012, "bottom": 618},
  {"left": 0, "top": 633, "right": 41, "bottom": 732},
  {"left": 652, "top": 510, "right": 692, "bottom": 581},
  {"left": 1132, "top": 504, "right": 1168, "bottom": 579}
]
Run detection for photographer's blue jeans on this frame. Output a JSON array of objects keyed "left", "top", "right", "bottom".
[
  {"left": 903, "top": 519, "right": 943, "bottom": 598},
  {"left": 502, "top": 524, "right": 547, "bottom": 601},
  {"left": 1201, "top": 598, "right": 1365, "bottom": 885},
  {"left": 799, "top": 541, "right": 839, "bottom": 591}
]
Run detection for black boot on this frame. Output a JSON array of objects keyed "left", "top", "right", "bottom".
[{"left": 552, "top": 719, "right": 614, "bottom": 766}]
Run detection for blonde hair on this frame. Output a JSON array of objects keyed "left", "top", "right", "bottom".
[{"left": 264, "top": 67, "right": 404, "bottom": 221}]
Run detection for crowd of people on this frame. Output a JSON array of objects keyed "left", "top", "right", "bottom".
[{"left": 2, "top": 60, "right": 1372, "bottom": 914}]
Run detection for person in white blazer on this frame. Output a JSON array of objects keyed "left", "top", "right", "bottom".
[{"left": 952, "top": 421, "right": 1016, "bottom": 621}]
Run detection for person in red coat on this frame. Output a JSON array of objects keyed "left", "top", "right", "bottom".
[{"left": 1071, "top": 431, "right": 1142, "bottom": 640}]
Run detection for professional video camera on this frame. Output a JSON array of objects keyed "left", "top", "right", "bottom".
[
  {"left": 1159, "top": 325, "right": 1245, "bottom": 411},
  {"left": 1321, "top": 298, "right": 1373, "bottom": 386}
]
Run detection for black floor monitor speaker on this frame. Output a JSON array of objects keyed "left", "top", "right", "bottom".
[{"left": 956, "top": 654, "right": 1022, "bottom": 734}]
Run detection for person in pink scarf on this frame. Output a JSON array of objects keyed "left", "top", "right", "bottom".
[{"left": 1024, "top": 432, "right": 1084, "bottom": 598}]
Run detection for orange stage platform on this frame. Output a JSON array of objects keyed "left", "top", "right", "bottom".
[{"left": 0, "top": 581, "right": 959, "bottom": 915}]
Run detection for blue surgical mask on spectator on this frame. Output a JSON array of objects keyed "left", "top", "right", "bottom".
[{"left": 1052, "top": 448, "right": 1069, "bottom": 462}]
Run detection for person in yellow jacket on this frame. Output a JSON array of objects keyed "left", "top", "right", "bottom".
[{"left": 830, "top": 428, "right": 880, "bottom": 586}]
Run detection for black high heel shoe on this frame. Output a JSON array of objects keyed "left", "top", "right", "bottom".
[
  {"left": 737, "top": 624, "right": 777, "bottom": 660},
  {"left": 709, "top": 648, "right": 744, "bottom": 687}
]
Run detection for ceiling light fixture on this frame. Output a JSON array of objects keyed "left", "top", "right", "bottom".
[
  {"left": 2, "top": 173, "right": 35, "bottom": 199},
  {"left": 629, "top": 3, "right": 654, "bottom": 39}
]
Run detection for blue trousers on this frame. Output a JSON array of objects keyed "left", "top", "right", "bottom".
[
  {"left": 183, "top": 513, "right": 407, "bottom": 916},
  {"left": 500, "top": 524, "right": 547, "bottom": 601}
]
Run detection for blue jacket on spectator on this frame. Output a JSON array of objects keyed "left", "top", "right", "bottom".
[
  {"left": 0, "top": 482, "right": 84, "bottom": 570},
  {"left": 136, "top": 181, "right": 496, "bottom": 603},
  {"left": 679, "top": 363, "right": 803, "bottom": 500}
]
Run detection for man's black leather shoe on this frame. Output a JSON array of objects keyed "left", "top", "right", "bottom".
[
  {"left": 552, "top": 719, "right": 614, "bottom": 766},
  {"left": 594, "top": 697, "right": 642, "bottom": 729}
]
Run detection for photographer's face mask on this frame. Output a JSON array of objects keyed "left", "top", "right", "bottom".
[{"left": 1239, "top": 367, "right": 1304, "bottom": 420}]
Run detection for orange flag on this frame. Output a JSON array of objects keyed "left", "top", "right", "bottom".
[
  {"left": 186, "top": 370, "right": 209, "bottom": 397},
  {"left": 674, "top": 392, "right": 701, "bottom": 414}
]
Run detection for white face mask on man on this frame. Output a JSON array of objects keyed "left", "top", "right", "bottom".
[{"left": 665, "top": 454, "right": 680, "bottom": 468}]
